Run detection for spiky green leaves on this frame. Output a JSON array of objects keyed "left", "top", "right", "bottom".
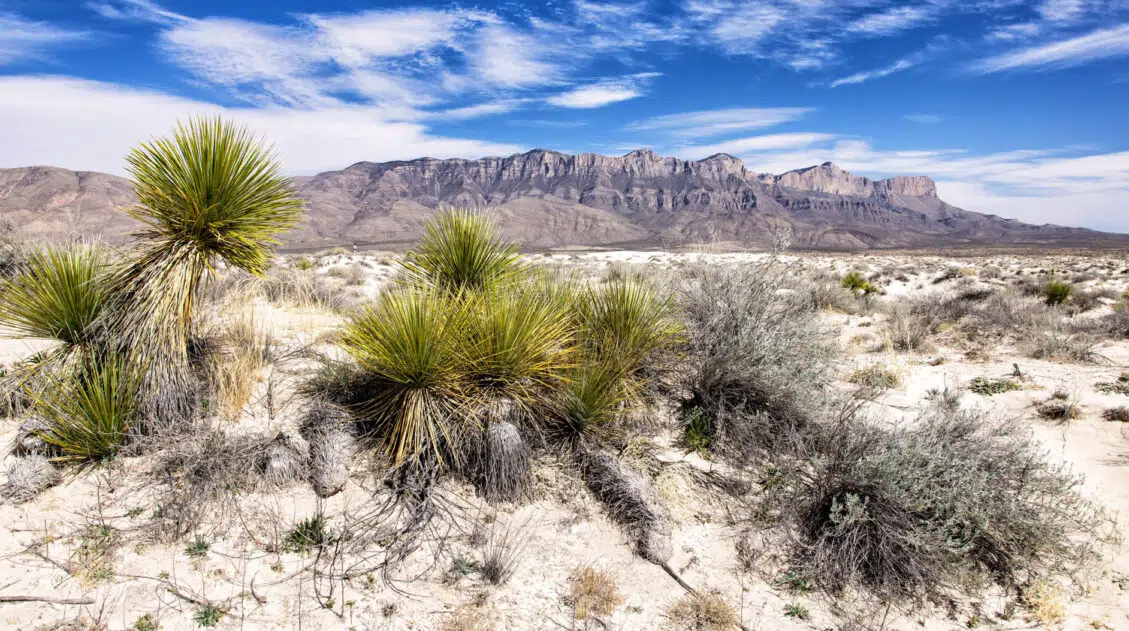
[
  {"left": 125, "top": 117, "right": 304, "bottom": 277},
  {"left": 31, "top": 354, "right": 141, "bottom": 461},
  {"left": 401, "top": 208, "right": 523, "bottom": 292},
  {"left": 577, "top": 278, "right": 683, "bottom": 376},
  {"left": 0, "top": 244, "right": 106, "bottom": 350},
  {"left": 340, "top": 287, "right": 467, "bottom": 466}
]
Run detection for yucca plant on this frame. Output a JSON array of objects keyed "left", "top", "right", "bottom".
[
  {"left": 101, "top": 117, "right": 304, "bottom": 415},
  {"left": 0, "top": 244, "right": 106, "bottom": 349},
  {"left": 339, "top": 286, "right": 469, "bottom": 467},
  {"left": 401, "top": 208, "right": 523, "bottom": 292},
  {"left": 31, "top": 354, "right": 141, "bottom": 461},
  {"left": 460, "top": 276, "right": 575, "bottom": 406},
  {"left": 0, "top": 244, "right": 107, "bottom": 379},
  {"left": 577, "top": 277, "right": 683, "bottom": 377},
  {"left": 550, "top": 359, "right": 640, "bottom": 445}
]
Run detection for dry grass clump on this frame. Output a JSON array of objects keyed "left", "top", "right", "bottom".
[
  {"left": 327, "top": 264, "right": 366, "bottom": 286},
  {"left": 566, "top": 565, "right": 624, "bottom": 621},
  {"left": 678, "top": 261, "right": 835, "bottom": 458},
  {"left": 665, "top": 592, "right": 740, "bottom": 630},
  {"left": 1, "top": 454, "right": 59, "bottom": 503},
  {"left": 440, "top": 603, "right": 498, "bottom": 631},
  {"left": 780, "top": 400, "right": 1102, "bottom": 608},
  {"left": 1022, "top": 578, "right": 1067, "bottom": 626},
  {"left": 478, "top": 513, "right": 530, "bottom": 585},
  {"left": 846, "top": 363, "right": 900, "bottom": 391},
  {"left": 1101, "top": 406, "right": 1129, "bottom": 422},
  {"left": 204, "top": 315, "right": 274, "bottom": 420}
]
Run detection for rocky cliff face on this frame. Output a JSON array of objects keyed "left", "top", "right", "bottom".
[{"left": 0, "top": 150, "right": 1120, "bottom": 250}]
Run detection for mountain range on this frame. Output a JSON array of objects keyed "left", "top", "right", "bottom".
[{"left": 1, "top": 149, "right": 1124, "bottom": 251}]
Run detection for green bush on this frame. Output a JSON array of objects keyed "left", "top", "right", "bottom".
[
  {"left": 1042, "top": 280, "right": 1073, "bottom": 306},
  {"left": 968, "top": 377, "right": 1021, "bottom": 396},
  {"left": 840, "top": 271, "right": 877, "bottom": 296}
]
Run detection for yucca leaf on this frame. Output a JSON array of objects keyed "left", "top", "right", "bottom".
[{"left": 577, "top": 277, "right": 683, "bottom": 376}]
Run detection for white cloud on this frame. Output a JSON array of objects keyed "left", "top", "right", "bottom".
[
  {"left": 972, "top": 23, "right": 1129, "bottom": 73},
  {"left": 904, "top": 114, "right": 944, "bottom": 124},
  {"left": 628, "top": 107, "right": 813, "bottom": 137},
  {"left": 547, "top": 84, "right": 641, "bottom": 108},
  {"left": 1037, "top": 0, "right": 1085, "bottom": 23},
  {"left": 830, "top": 58, "right": 917, "bottom": 87},
  {"left": 0, "top": 76, "right": 522, "bottom": 175},
  {"left": 0, "top": 13, "right": 90, "bottom": 65},
  {"left": 87, "top": 0, "right": 186, "bottom": 24},
  {"left": 846, "top": 6, "right": 935, "bottom": 36},
  {"left": 677, "top": 133, "right": 835, "bottom": 159}
]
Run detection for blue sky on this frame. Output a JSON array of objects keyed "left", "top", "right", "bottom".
[{"left": 2, "top": 0, "right": 1129, "bottom": 231}]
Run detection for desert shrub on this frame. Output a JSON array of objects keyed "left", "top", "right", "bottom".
[
  {"left": 846, "top": 364, "right": 901, "bottom": 391},
  {"left": 933, "top": 267, "right": 961, "bottom": 284},
  {"left": 293, "top": 256, "right": 314, "bottom": 271},
  {"left": 328, "top": 264, "right": 366, "bottom": 286},
  {"left": 883, "top": 301, "right": 934, "bottom": 352},
  {"left": 566, "top": 565, "right": 624, "bottom": 621},
  {"left": 1036, "top": 391, "right": 1081, "bottom": 421},
  {"left": 248, "top": 268, "right": 350, "bottom": 311},
  {"left": 1094, "top": 373, "right": 1129, "bottom": 395},
  {"left": 784, "top": 400, "right": 1102, "bottom": 607},
  {"left": 576, "top": 276, "right": 682, "bottom": 379},
  {"left": 665, "top": 592, "right": 740, "bottom": 630},
  {"left": 1101, "top": 406, "right": 1129, "bottom": 422},
  {"left": 1042, "top": 280, "right": 1073, "bottom": 306},
  {"left": 840, "top": 271, "right": 876, "bottom": 296},
  {"left": 805, "top": 277, "right": 857, "bottom": 313},
  {"left": 678, "top": 262, "right": 836, "bottom": 459},
  {"left": 968, "top": 377, "right": 1021, "bottom": 396},
  {"left": 1070, "top": 287, "right": 1116, "bottom": 313},
  {"left": 1023, "top": 313, "right": 1097, "bottom": 362}
]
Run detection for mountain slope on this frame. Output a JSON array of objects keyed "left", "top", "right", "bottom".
[{"left": 1, "top": 150, "right": 1122, "bottom": 250}]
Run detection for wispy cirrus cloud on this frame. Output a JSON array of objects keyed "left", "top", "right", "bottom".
[
  {"left": 904, "top": 114, "right": 945, "bottom": 124},
  {"left": 0, "top": 13, "right": 91, "bottom": 65},
  {"left": 830, "top": 58, "right": 917, "bottom": 87},
  {"left": 971, "top": 23, "right": 1129, "bottom": 73},
  {"left": 846, "top": 6, "right": 936, "bottom": 37},
  {"left": 546, "top": 73, "right": 660, "bottom": 108},
  {"left": 627, "top": 107, "right": 814, "bottom": 138}
]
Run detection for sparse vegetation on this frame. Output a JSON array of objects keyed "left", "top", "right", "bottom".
[
  {"left": 1102, "top": 406, "right": 1129, "bottom": 422},
  {"left": 1043, "top": 280, "right": 1073, "bottom": 306},
  {"left": 283, "top": 514, "right": 330, "bottom": 553},
  {"left": 846, "top": 363, "right": 901, "bottom": 390}
]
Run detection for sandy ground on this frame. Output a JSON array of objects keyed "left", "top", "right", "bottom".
[{"left": 2, "top": 250, "right": 1129, "bottom": 630}]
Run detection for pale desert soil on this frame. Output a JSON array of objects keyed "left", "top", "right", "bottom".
[{"left": 2, "top": 250, "right": 1128, "bottom": 631}]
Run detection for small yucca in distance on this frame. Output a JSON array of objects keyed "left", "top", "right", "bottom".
[{"left": 401, "top": 207, "right": 523, "bottom": 292}]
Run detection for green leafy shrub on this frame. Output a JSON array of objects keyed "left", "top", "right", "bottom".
[
  {"left": 1042, "top": 280, "right": 1073, "bottom": 306},
  {"left": 401, "top": 208, "right": 522, "bottom": 292},
  {"left": 840, "top": 271, "right": 876, "bottom": 296},
  {"left": 968, "top": 377, "right": 1021, "bottom": 396}
]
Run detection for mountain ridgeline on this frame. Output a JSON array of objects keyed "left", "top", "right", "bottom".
[{"left": 0, "top": 149, "right": 1121, "bottom": 250}]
